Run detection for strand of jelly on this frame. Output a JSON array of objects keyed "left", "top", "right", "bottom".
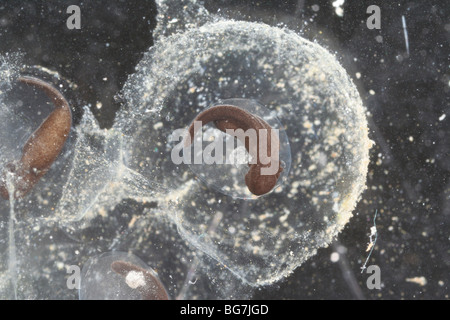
[{"left": 6, "top": 173, "right": 18, "bottom": 299}]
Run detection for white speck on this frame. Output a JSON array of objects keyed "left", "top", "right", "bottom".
[
  {"left": 438, "top": 114, "right": 446, "bottom": 121},
  {"left": 335, "top": 7, "right": 344, "bottom": 17},
  {"left": 311, "top": 4, "right": 320, "bottom": 12},
  {"left": 251, "top": 231, "right": 261, "bottom": 242},
  {"left": 332, "top": 201, "right": 339, "bottom": 212},
  {"left": 408, "top": 136, "right": 414, "bottom": 142},
  {"left": 406, "top": 276, "right": 427, "bottom": 286},
  {"left": 96, "top": 101, "right": 102, "bottom": 109},
  {"left": 369, "top": 89, "right": 375, "bottom": 95},
  {"left": 279, "top": 212, "right": 289, "bottom": 223},
  {"left": 375, "top": 35, "right": 383, "bottom": 43},
  {"left": 125, "top": 271, "right": 146, "bottom": 289},
  {"left": 153, "top": 122, "right": 163, "bottom": 130},
  {"left": 229, "top": 146, "right": 252, "bottom": 167},
  {"left": 355, "top": 72, "right": 361, "bottom": 79},
  {"left": 330, "top": 252, "right": 340, "bottom": 262},
  {"left": 102, "top": 77, "right": 108, "bottom": 81},
  {"left": 332, "top": 0, "right": 345, "bottom": 17}
]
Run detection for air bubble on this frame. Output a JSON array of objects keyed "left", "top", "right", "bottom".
[{"left": 185, "top": 98, "right": 291, "bottom": 199}]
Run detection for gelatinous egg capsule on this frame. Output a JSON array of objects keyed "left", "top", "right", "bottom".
[
  {"left": 0, "top": 76, "right": 72, "bottom": 200},
  {"left": 79, "top": 251, "right": 169, "bottom": 300}
]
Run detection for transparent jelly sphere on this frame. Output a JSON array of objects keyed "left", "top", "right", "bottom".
[
  {"left": 0, "top": 66, "right": 78, "bottom": 218},
  {"left": 79, "top": 251, "right": 169, "bottom": 300},
  {"left": 115, "top": 5, "right": 372, "bottom": 286},
  {"left": 0, "top": 60, "right": 86, "bottom": 299},
  {"left": 183, "top": 98, "right": 291, "bottom": 200}
]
